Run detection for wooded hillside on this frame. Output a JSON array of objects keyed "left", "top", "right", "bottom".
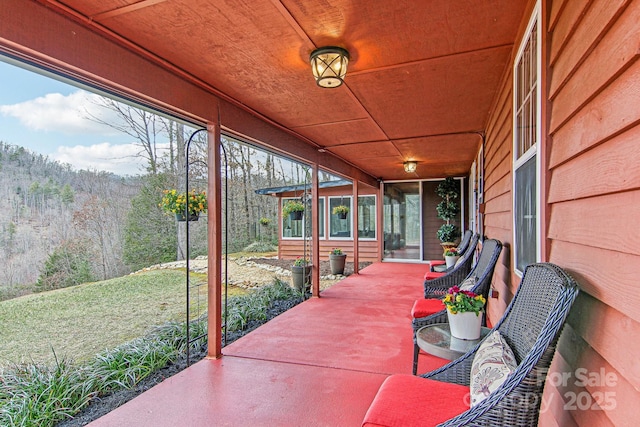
[{"left": 0, "top": 137, "right": 312, "bottom": 301}]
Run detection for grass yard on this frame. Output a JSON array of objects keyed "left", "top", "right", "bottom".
[{"left": 0, "top": 270, "right": 246, "bottom": 367}]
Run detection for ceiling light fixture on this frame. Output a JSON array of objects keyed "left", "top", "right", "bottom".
[
  {"left": 310, "top": 46, "right": 349, "bottom": 88},
  {"left": 404, "top": 161, "right": 418, "bottom": 173}
]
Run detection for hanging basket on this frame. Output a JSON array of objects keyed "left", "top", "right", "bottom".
[
  {"left": 176, "top": 212, "right": 200, "bottom": 222},
  {"left": 289, "top": 211, "right": 303, "bottom": 221}
]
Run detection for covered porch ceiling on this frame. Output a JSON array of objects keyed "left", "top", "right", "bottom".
[{"left": 34, "top": 0, "right": 527, "bottom": 181}]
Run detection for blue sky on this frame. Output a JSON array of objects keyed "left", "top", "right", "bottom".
[{"left": 0, "top": 58, "right": 152, "bottom": 176}]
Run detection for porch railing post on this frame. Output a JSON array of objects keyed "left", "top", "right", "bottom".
[
  {"left": 311, "top": 163, "right": 320, "bottom": 297},
  {"left": 207, "top": 122, "right": 223, "bottom": 359},
  {"left": 353, "top": 180, "right": 359, "bottom": 274}
]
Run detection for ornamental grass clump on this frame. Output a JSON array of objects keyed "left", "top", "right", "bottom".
[
  {"left": 443, "top": 286, "right": 486, "bottom": 316},
  {"left": 160, "top": 189, "right": 207, "bottom": 215}
]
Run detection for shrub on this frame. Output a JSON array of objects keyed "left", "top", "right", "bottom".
[
  {"left": 242, "top": 241, "right": 276, "bottom": 253},
  {"left": 36, "top": 240, "right": 94, "bottom": 291}
]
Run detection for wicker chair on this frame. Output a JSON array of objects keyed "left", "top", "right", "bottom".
[
  {"left": 363, "top": 263, "right": 580, "bottom": 427},
  {"left": 423, "top": 233, "right": 479, "bottom": 283},
  {"left": 412, "top": 238, "right": 502, "bottom": 374},
  {"left": 429, "top": 231, "right": 475, "bottom": 273}
]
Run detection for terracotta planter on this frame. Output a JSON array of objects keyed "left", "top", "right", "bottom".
[
  {"left": 329, "top": 253, "right": 347, "bottom": 275},
  {"left": 176, "top": 212, "right": 199, "bottom": 222},
  {"left": 447, "top": 310, "right": 482, "bottom": 340},
  {"left": 291, "top": 265, "right": 311, "bottom": 292}
]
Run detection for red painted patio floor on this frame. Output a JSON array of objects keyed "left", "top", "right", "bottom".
[{"left": 88, "top": 262, "right": 449, "bottom": 427}]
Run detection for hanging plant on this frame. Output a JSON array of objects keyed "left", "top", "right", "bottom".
[
  {"left": 259, "top": 217, "right": 272, "bottom": 226},
  {"left": 332, "top": 205, "right": 350, "bottom": 215},
  {"left": 283, "top": 200, "right": 305, "bottom": 216},
  {"left": 160, "top": 189, "right": 208, "bottom": 215}
]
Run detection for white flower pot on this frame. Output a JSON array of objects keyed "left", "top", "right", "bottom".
[
  {"left": 447, "top": 310, "right": 482, "bottom": 340},
  {"left": 445, "top": 255, "right": 460, "bottom": 268}
]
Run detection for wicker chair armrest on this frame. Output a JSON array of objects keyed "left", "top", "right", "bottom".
[
  {"left": 423, "top": 274, "right": 463, "bottom": 298},
  {"left": 423, "top": 287, "right": 450, "bottom": 299},
  {"left": 411, "top": 310, "right": 448, "bottom": 332},
  {"left": 421, "top": 350, "right": 476, "bottom": 386}
]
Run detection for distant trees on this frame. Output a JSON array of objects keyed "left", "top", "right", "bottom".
[
  {"left": 122, "top": 174, "right": 178, "bottom": 271},
  {"left": 0, "top": 99, "right": 315, "bottom": 301},
  {"left": 0, "top": 143, "right": 138, "bottom": 299}
]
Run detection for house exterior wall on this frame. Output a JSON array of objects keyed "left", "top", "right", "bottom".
[
  {"left": 482, "top": 0, "right": 640, "bottom": 425},
  {"left": 277, "top": 186, "right": 380, "bottom": 263}
]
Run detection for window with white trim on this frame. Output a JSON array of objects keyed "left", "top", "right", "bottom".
[
  {"left": 281, "top": 197, "right": 324, "bottom": 238},
  {"left": 329, "top": 196, "right": 352, "bottom": 239},
  {"left": 513, "top": 7, "right": 540, "bottom": 274},
  {"left": 357, "top": 195, "right": 376, "bottom": 239}
]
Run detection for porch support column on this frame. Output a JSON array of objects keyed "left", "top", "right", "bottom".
[
  {"left": 311, "top": 163, "right": 321, "bottom": 297},
  {"left": 378, "top": 181, "right": 384, "bottom": 262},
  {"left": 352, "top": 180, "right": 359, "bottom": 274},
  {"left": 207, "top": 123, "right": 223, "bottom": 359}
]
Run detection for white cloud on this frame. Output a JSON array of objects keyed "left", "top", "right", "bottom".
[
  {"left": 0, "top": 90, "right": 121, "bottom": 135},
  {"left": 51, "top": 143, "right": 148, "bottom": 176}
]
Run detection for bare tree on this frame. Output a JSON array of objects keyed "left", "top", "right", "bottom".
[{"left": 85, "top": 98, "right": 165, "bottom": 174}]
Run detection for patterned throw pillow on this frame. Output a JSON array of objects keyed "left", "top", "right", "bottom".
[
  {"left": 459, "top": 275, "right": 477, "bottom": 291},
  {"left": 454, "top": 255, "right": 465, "bottom": 268},
  {"left": 470, "top": 330, "right": 517, "bottom": 406}
]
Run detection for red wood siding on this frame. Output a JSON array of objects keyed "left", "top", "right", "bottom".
[
  {"left": 544, "top": 0, "right": 640, "bottom": 424},
  {"left": 483, "top": 1, "right": 640, "bottom": 425},
  {"left": 482, "top": 59, "right": 515, "bottom": 322},
  {"left": 277, "top": 186, "right": 381, "bottom": 263}
]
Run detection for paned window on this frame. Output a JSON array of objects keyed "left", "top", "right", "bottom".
[
  {"left": 358, "top": 195, "right": 376, "bottom": 239},
  {"left": 329, "top": 196, "right": 352, "bottom": 239},
  {"left": 513, "top": 10, "right": 539, "bottom": 274},
  {"left": 281, "top": 197, "right": 324, "bottom": 238}
]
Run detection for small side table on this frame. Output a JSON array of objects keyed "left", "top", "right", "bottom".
[{"left": 416, "top": 323, "right": 491, "bottom": 361}]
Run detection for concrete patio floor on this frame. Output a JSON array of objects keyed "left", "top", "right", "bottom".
[{"left": 88, "top": 262, "right": 449, "bottom": 426}]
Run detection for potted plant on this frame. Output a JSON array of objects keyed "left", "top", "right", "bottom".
[
  {"left": 444, "top": 247, "right": 460, "bottom": 268},
  {"left": 443, "top": 286, "right": 486, "bottom": 340},
  {"left": 328, "top": 248, "right": 347, "bottom": 275},
  {"left": 283, "top": 200, "right": 305, "bottom": 220},
  {"left": 160, "top": 189, "right": 207, "bottom": 221},
  {"left": 291, "top": 257, "right": 311, "bottom": 292},
  {"left": 436, "top": 177, "right": 460, "bottom": 246},
  {"left": 332, "top": 205, "right": 349, "bottom": 219}
]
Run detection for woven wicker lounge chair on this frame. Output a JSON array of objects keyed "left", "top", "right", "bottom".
[
  {"left": 363, "top": 263, "right": 580, "bottom": 427},
  {"left": 428, "top": 230, "right": 475, "bottom": 272},
  {"left": 411, "top": 238, "right": 502, "bottom": 374},
  {"left": 423, "top": 233, "right": 479, "bottom": 282}
]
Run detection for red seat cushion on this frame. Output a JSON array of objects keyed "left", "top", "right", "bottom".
[
  {"left": 362, "top": 374, "right": 469, "bottom": 427},
  {"left": 424, "top": 271, "right": 445, "bottom": 280},
  {"left": 411, "top": 299, "right": 446, "bottom": 318}
]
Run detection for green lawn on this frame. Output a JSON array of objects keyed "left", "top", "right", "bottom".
[{"left": 0, "top": 270, "right": 243, "bottom": 366}]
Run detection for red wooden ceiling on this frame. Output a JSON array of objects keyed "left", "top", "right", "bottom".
[{"left": 44, "top": 0, "right": 527, "bottom": 181}]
